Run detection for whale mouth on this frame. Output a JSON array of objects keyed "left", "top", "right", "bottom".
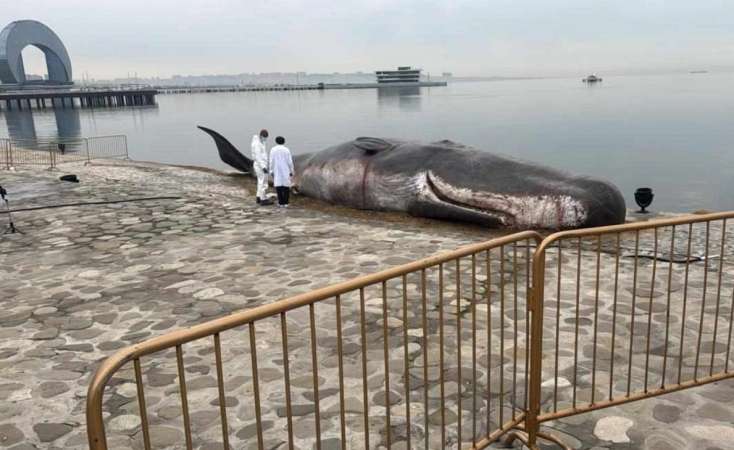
[
  {"left": 422, "top": 172, "right": 588, "bottom": 229},
  {"left": 424, "top": 172, "right": 515, "bottom": 225}
]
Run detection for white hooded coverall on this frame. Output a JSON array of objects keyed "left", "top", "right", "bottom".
[{"left": 251, "top": 135, "right": 268, "bottom": 200}]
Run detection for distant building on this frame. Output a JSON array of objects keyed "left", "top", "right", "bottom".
[
  {"left": 375, "top": 66, "right": 422, "bottom": 84},
  {"left": 442, "top": 72, "right": 453, "bottom": 78}
]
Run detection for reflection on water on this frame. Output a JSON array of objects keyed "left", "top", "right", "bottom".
[
  {"left": 377, "top": 86, "right": 422, "bottom": 112},
  {"left": 53, "top": 108, "right": 81, "bottom": 141},
  {"left": 2, "top": 107, "right": 81, "bottom": 143},
  {"left": 3, "top": 109, "right": 38, "bottom": 142},
  {"left": 1, "top": 105, "right": 157, "bottom": 154}
]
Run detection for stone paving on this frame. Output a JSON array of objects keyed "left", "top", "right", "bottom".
[{"left": 0, "top": 161, "right": 733, "bottom": 449}]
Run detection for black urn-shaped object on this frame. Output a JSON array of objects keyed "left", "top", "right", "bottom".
[{"left": 634, "top": 187, "right": 654, "bottom": 213}]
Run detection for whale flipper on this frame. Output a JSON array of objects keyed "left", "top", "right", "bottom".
[{"left": 198, "top": 125, "right": 254, "bottom": 174}]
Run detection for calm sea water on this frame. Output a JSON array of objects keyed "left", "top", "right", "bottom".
[{"left": 2, "top": 73, "right": 733, "bottom": 213}]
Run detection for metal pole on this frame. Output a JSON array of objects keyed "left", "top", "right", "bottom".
[
  {"left": 85, "top": 138, "right": 91, "bottom": 165},
  {"left": 48, "top": 144, "right": 56, "bottom": 170},
  {"left": 2, "top": 139, "right": 7, "bottom": 170},
  {"left": 123, "top": 135, "right": 129, "bottom": 160},
  {"left": 526, "top": 244, "right": 547, "bottom": 449}
]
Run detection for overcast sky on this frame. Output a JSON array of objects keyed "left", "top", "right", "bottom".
[{"left": 6, "top": 0, "right": 734, "bottom": 79}]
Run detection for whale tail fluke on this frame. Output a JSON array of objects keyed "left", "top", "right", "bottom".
[{"left": 197, "top": 125, "right": 254, "bottom": 174}]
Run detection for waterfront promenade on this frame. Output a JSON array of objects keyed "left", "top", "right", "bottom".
[{"left": 1, "top": 161, "right": 733, "bottom": 449}]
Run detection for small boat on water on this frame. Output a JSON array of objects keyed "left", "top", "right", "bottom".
[{"left": 582, "top": 74, "right": 602, "bottom": 83}]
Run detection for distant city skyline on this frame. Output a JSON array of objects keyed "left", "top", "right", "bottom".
[{"left": 6, "top": 0, "right": 734, "bottom": 81}]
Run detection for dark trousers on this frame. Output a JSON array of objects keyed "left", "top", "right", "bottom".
[{"left": 276, "top": 186, "right": 290, "bottom": 205}]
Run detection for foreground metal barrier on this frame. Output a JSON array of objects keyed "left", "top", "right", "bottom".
[
  {"left": 87, "top": 231, "right": 541, "bottom": 449},
  {"left": 524, "top": 211, "right": 734, "bottom": 448},
  {"left": 87, "top": 212, "right": 734, "bottom": 449},
  {"left": 0, "top": 134, "right": 128, "bottom": 169}
]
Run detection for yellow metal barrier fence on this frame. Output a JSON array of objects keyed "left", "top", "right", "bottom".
[
  {"left": 86, "top": 211, "right": 734, "bottom": 449},
  {"left": 525, "top": 211, "right": 734, "bottom": 448},
  {"left": 87, "top": 231, "right": 542, "bottom": 449}
]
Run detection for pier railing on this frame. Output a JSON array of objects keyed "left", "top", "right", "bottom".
[
  {"left": 86, "top": 212, "right": 734, "bottom": 449},
  {"left": 1, "top": 134, "right": 128, "bottom": 170}
]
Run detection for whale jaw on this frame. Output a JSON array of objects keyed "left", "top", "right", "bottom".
[{"left": 413, "top": 172, "right": 589, "bottom": 229}]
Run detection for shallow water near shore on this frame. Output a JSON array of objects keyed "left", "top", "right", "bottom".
[{"left": 2, "top": 72, "right": 734, "bottom": 213}]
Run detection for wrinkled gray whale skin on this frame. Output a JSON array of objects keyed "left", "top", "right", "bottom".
[{"left": 198, "top": 126, "right": 626, "bottom": 229}]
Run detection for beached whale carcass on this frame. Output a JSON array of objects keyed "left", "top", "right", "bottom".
[{"left": 199, "top": 126, "right": 625, "bottom": 229}]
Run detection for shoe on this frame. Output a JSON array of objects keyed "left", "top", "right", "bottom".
[
  {"left": 260, "top": 199, "right": 274, "bottom": 206},
  {"left": 256, "top": 197, "right": 261, "bottom": 204}
]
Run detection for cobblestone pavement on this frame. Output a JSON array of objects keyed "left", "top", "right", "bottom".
[{"left": 1, "top": 161, "right": 733, "bottom": 449}]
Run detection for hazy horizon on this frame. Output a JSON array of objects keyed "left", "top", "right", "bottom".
[{"left": 5, "top": 0, "right": 734, "bottom": 80}]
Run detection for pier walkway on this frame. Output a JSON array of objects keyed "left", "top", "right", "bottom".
[
  {"left": 0, "top": 88, "right": 157, "bottom": 110},
  {"left": 157, "top": 81, "right": 447, "bottom": 94}
]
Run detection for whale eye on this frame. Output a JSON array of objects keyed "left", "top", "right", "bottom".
[{"left": 354, "top": 137, "right": 395, "bottom": 155}]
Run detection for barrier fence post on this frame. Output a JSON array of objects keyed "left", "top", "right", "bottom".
[
  {"left": 526, "top": 244, "right": 548, "bottom": 449},
  {"left": 48, "top": 144, "right": 56, "bottom": 170},
  {"left": 122, "top": 135, "right": 129, "bottom": 159},
  {"left": 2, "top": 139, "right": 7, "bottom": 170},
  {"left": 85, "top": 138, "right": 91, "bottom": 165}
]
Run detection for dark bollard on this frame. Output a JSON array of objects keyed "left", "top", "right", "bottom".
[{"left": 634, "top": 187, "right": 654, "bottom": 213}]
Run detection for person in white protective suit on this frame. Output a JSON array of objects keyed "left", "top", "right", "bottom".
[
  {"left": 251, "top": 129, "right": 272, "bottom": 205},
  {"left": 269, "top": 136, "right": 295, "bottom": 208}
]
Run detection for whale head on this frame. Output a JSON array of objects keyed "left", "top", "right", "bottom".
[{"left": 403, "top": 140, "right": 626, "bottom": 229}]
